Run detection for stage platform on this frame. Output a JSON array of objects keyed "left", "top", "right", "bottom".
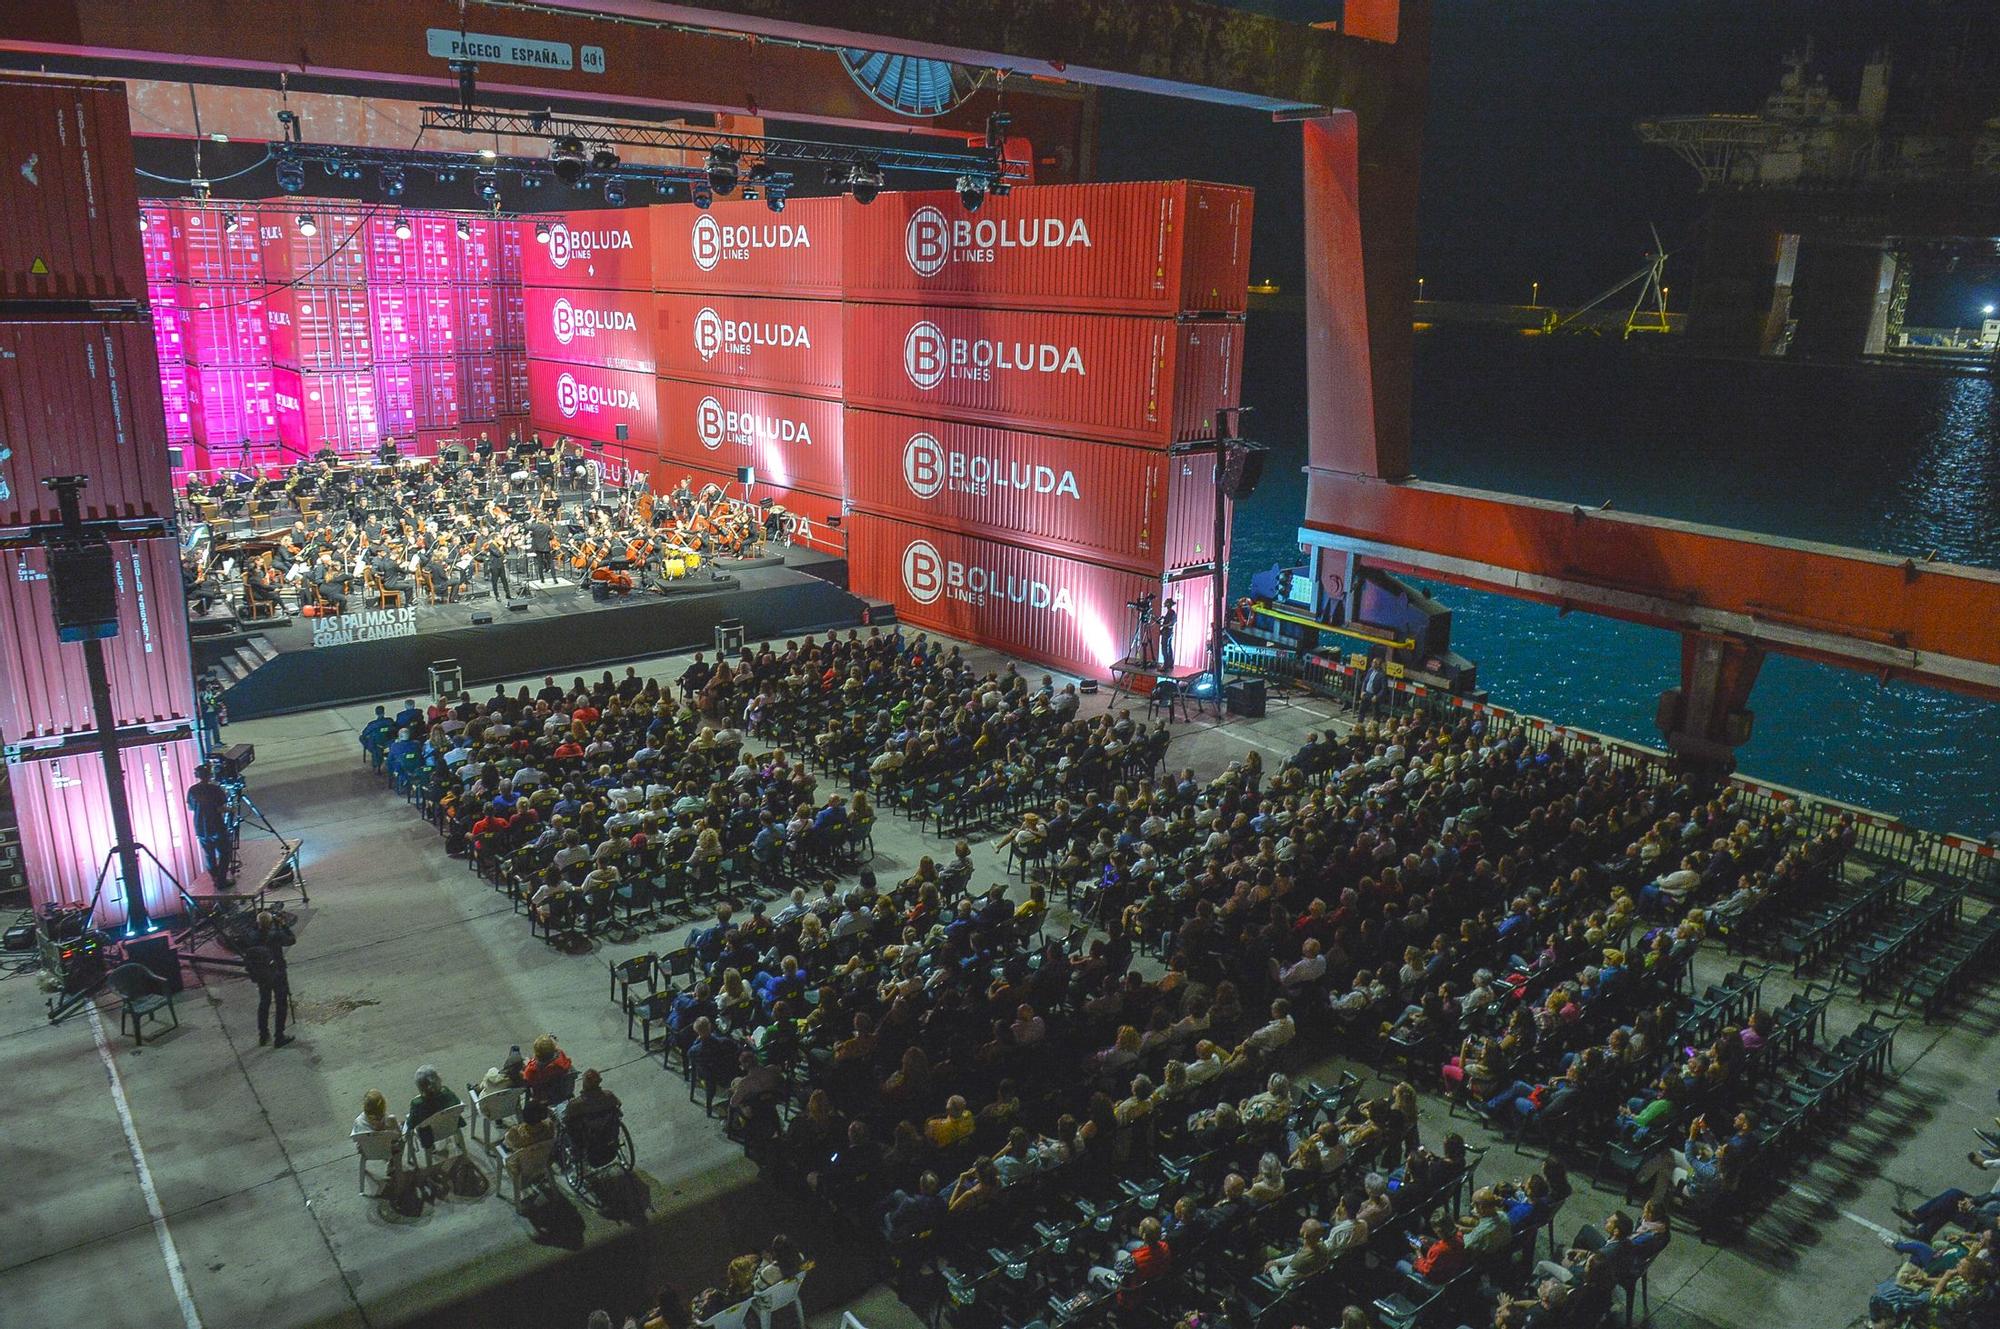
[{"left": 198, "top": 547, "right": 864, "bottom": 719}]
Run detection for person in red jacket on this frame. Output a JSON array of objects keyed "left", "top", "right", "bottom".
[
  {"left": 522, "top": 1033, "right": 575, "bottom": 1102},
  {"left": 1399, "top": 1213, "right": 1467, "bottom": 1284}
]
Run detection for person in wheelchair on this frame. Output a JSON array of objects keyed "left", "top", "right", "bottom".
[{"left": 560, "top": 1069, "right": 625, "bottom": 1169}]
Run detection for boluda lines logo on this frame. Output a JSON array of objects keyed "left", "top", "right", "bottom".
[
  {"left": 696, "top": 394, "right": 814, "bottom": 452},
  {"left": 691, "top": 214, "right": 813, "bottom": 272},
  {"left": 900, "top": 537, "right": 1075, "bottom": 614},
  {"left": 693, "top": 306, "right": 812, "bottom": 363},
  {"left": 904, "top": 206, "right": 1093, "bottom": 278},
  {"left": 546, "top": 223, "right": 635, "bottom": 271},
  {"left": 901, "top": 319, "right": 1085, "bottom": 390},
  {"left": 553, "top": 370, "right": 642, "bottom": 421},
  {"left": 902, "top": 431, "right": 1080, "bottom": 503},
  {"left": 550, "top": 296, "right": 635, "bottom": 346}
]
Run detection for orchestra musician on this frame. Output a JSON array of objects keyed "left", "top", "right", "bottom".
[{"left": 484, "top": 537, "right": 513, "bottom": 602}]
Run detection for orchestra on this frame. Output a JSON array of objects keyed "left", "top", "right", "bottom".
[{"left": 180, "top": 434, "right": 784, "bottom": 623}]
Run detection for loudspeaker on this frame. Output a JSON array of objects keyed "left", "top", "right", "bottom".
[
  {"left": 123, "top": 932, "right": 183, "bottom": 994},
  {"left": 1225, "top": 677, "right": 1267, "bottom": 718},
  {"left": 507, "top": 599, "right": 530, "bottom": 613},
  {"left": 736, "top": 466, "right": 756, "bottom": 485},
  {"left": 49, "top": 544, "right": 120, "bottom": 642},
  {"left": 470, "top": 611, "right": 494, "bottom": 625},
  {"left": 615, "top": 424, "right": 629, "bottom": 442}
]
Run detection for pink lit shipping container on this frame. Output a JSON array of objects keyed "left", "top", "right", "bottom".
[
  {"left": 519, "top": 209, "right": 655, "bottom": 291},
  {"left": 187, "top": 364, "right": 280, "bottom": 448},
  {"left": 367, "top": 285, "right": 414, "bottom": 361},
  {"left": 413, "top": 214, "right": 496, "bottom": 285},
  {"left": 842, "top": 181, "right": 1253, "bottom": 315},
  {"left": 523, "top": 285, "right": 656, "bottom": 373},
  {"left": 498, "top": 223, "right": 524, "bottom": 284},
  {"left": 0, "top": 76, "right": 147, "bottom": 302},
  {"left": 666, "top": 460, "right": 848, "bottom": 557},
  {"left": 141, "top": 205, "right": 177, "bottom": 283},
  {"left": 14, "top": 737, "right": 206, "bottom": 929},
  {"left": 655, "top": 378, "right": 844, "bottom": 500},
  {"left": 177, "top": 284, "right": 272, "bottom": 366},
  {"left": 361, "top": 212, "right": 414, "bottom": 282},
  {"left": 158, "top": 358, "right": 191, "bottom": 443},
  {"left": 412, "top": 357, "right": 461, "bottom": 432},
  {"left": 0, "top": 319, "right": 174, "bottom": 529},
  {"left": 274, "top": 367, "right": 380, "bottom": 454},
  {"left": 408, "top": 283, "right": 460, "bottom": 358},
  {"left": 149, "top": 288, "right": 185, "bottom": 363},
  {"left": 459, "top": 354, "right": 498, "bottom": 423},
  {"left": 169, "top": 202, "right": 267, "bottom": 286},
  {"left": 499, "top": 351, "right": 530, "bottom": 417},
  {"left": 527, "top": 358, "right": 658, "bottom": 448},
  {"left": 842, "top": 304, "right": 1241, "bottom": 448},
  {"left": 499, "top": 285, "right": 526, "bottom": 349},
  {"left": 841, "top": 410, "right": 1227, "bottom": 576},
  {"left": 655, "top": 293, "right": 843, "bottom": 400},
  {"left": 0, "top": 537, "right": 195, "bottom": 740},
  {"left": 846, "top": 514, "right": 1215, "bottom": 681},
  {"left": 652, "top": 196, "right": 844, "bottom": 297},
  {"left": 258, "top": 203, "right": 368, "bottom": 286},
  {"left": 265, "top": 286, "right": 373, "bottom": 370},
  {"left": 455, "top": 284, "right": 498, "bottom": 355},
  {"left": 374, "top": 362, "right": 415, "bottom": 437}
]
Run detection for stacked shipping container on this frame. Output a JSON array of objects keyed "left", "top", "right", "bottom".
[
  {"left": 0, "top": 75, "right": 204, "bottom": 928},
  {"left": 170, "top": 202, "right": 279, "bottom": 462},
  {"left": 523, "top": 208, "right": 660, "bottom": 453},
  {"left": 263, "top": 201, "right": 378, "bottom": 455}
]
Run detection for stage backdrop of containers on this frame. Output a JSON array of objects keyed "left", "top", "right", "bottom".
[
  {"left": 656, "top": 378, "right": 844, "bottom": 499},
  {"left": 520, "top": 208, "right": 658, "bottom": 292},
  {"left": 655, "top": 293, "right": 844, "bottom": 400},
  {"left": 846, "top": 514, "right": 1214, "bottom": 681},
  {"left": 841, "top": 409, "right": 1226, "bottom": 576},
  {"left": 842, "top": 181, "right": 1252, "bottom": 315},
  {"left": 0, "top": 319, "right": 174, "bottom": 530},
  {"left": 651, "top": 197, "right": 843, "bottom": 298},
  {"left": 528, "top": 358, "right": 659, "bottom": 448},
  {"left": 0, "top": 75, "right": 148, "bottom": 303},
  {"left": 523, "top": 285, "right": 657, "bottom": 374},
  {"left": 596, "top": 449, "right": 848, "bottom": 558}
]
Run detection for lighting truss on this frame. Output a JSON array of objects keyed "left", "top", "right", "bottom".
[
  {"left": 419, "top": 105, "right": 1026, "bottom": 184},
  {"left": 272, "top": 140, "right": 707, "bottom": 197}
]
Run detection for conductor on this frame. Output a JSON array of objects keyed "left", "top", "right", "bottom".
[{"left": 529, "top": 516, "right": 555, "bottom": 582}]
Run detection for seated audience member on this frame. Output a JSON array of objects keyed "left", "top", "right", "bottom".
[
  {"left": 522, "top": 1034, "right": 575, "bottom": 1100},
  {"left": 406, "top": 1066, "right": 461, "bottom": 1148},
  {"left": 353, "top": 1088, "right": 400, "bottom": 1136}
]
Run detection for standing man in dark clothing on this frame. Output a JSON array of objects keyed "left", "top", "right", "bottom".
[
  {"left": 186, "top": 765, "right": 233, "bottom": 886},
  {"left": 243, "top": 909, "right": 296, "bottom": 1046},
  {"left": 528, "top": 516, "right": 555, "bottom": 582},
  {"left": 485, "top": 538, "right": 512, "bottom": 602},
  {"left": 1156, "top": 597, "right": 1179, "bottom": 672}
]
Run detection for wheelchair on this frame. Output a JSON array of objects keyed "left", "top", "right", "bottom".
[{"left": 551, "top": 1103, "right": 635, "bottom": 1195}]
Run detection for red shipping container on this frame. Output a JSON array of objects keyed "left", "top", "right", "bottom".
[
  {"left": 412, "top": 357, "right": 460, "bottom": 432},
  {"left": 842, "top": 411, "right": 1227, "bottom": 575},
  {"left": 498, "top": 222, "right": 524, "bottom": 284},
  {"left": 266, "top": 286, "right": 373, "bottom": 370},
  {"left": 408, "top": 283, "right": 460, "bottom": 358},
  {"left": 499, "top": 285, "right": 527, "bottom": 349},
  {"left": 14, "top": 736, "right": 205, "bottom": 929},
  {"left": 274, "top": 367, "right": 380, "bottom": 454},
  {"left": 460, "top": 354, "right": 498, "bottom": 422},
  {"left": 169, "top": 203, "right": 267, "bottom": 285},
  {"left": 655, "top": 378, "right": 844, "bottom": 499},
  {"left": 454, "top": 284, "right": 499, "bottom": 355},
  {"left": 187, "top": 364, "right": 280, "bottom": 447},
  {"left": 662, "top": 460, "right": 848, "bottom": 556},
  {"left": 413, "top": 214, "right": 496, "bottom": 284},
  {"left": 0, "top": 319, "right": 174, "bottom": 529},
  {"left": 527, "top": 358, "right": 658, "bottom": 447},
  {"left": 499, "top": 351, "right": 530, "bottom": 417},
  {"left": 0, "top": 537, "right": 195, "bottom": 740},
  {"left": 149, "top": 293, "right": 185, "bottom": 365},
  {"left": 141, "top": 205, "right": 177, "bottom": 284},
  {"left": 366, "top": 286, "right": 414, "bottom": 361},
  {"left": 158, "top": 354, "right": 191, "bottom": 442},
  {"left": 652, "top": 196, "right": 843, "bottom": 297},
  {"left": 523, "top": 286, "right": 656, "bottom": 373},
  {"left": 374, "top": 362, "right": 415, "bottom": 437},
  {"left": 655, "top": 293, "right": 843, "bottom": 399},
  {"left": 846, "top": 514, "right": 1215, "bottom": 681},
  {"left": 362, "top": 212, "right": 415, "bottom": 283},
  {"left": 521, "top": 207, "right": 654, "bottom": 290},
  {"left": 0, "top": 76, "right": 147, "bottom": 302},
  {"left": 178, "top": 284, "right": 272, "bottom": 366},
  {"left": 258, "top": 203, "right": 368, "bottom": 286},
  {"left": 842, "top": 305, "right": 1241, "bottom": 447},
  {"left": 843, "top": 181, "right": 1253, "bottom": 315}
]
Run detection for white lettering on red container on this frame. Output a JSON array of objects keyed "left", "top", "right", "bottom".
[
  {"left": 901, "top": 538, "right": 1075, "bottom": 614},
  {"left": 902, "top": 320, "right": 1084, "bottom": 390},
  {"left": 690, "top": 215, "right": 814, "bottom": 272},
  {"left": 901, "top": 431, "right": 1079, "bottom": 502},
  {"left": 696, "top": 394, "right": 814, "bottom": 451},
  {"left": 550, "top": 296, "right": 636, "bottom": 345},
  {"left": 554, "top": 370, "right": 641, "bottom": 419},
  {"left": 694, "top": 306, "right": 812, "bottom": 362},
  {"left": 904, "top": 206, "right": 1093, "bottom": 278},
  {"left": 546, "top": 224, "right": 635, "bottom": 270}
]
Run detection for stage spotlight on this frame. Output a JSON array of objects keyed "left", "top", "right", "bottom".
[
  {"left": 590, "top": 147, "right": 620, "bottom": 172},
  {"left": 475, "top": 172, "right": 501, "bottom": 207},
  {"left": 956, "top": 175, "right": 986, "bottom": 213},
  {"left": 766, "top": 189, "right": 786, "bottom": 213},
  {"left": 137, "top": 213, "right": 147, "bottom": 231},
  {"left": 295, "top": 213, "right": 317, "bottom": 237},
  {"left": 550, "top": 133, "right": 586, "bottom": 185},
  {"left": 380, "top": 164, "right": 406, "bottom": 198},
  {"left": 456, "top": 219, "right": 472, "bottom": 240},
  {"left": 692, "top": 184, "right": 713, "bottom": 210},
  {"left": 518, "top": 173, "right": 544, "bottom": 189},
  {"left": 533, "top": 221, "right": 551, "bottom": 244},
  {"left": 393, "top": 218, "right": 413, "bottom": 240},
  {"left": 846, "top": 160, "right": 883, "bottom": 205},
  {"left": 223, "top": 212, "right": 242, "bottom": 233},
  {"left": 603, "top": 177, "right": 626, "bottom": 207},
  {"left": 275, "top": 155, "right": 305, "bottom": 193},
  {"left": 707, "top": 144, "right": 740, "bottom": 196},
  {"left": 477, "top": 147, "right": 497, "bottom": 160}
]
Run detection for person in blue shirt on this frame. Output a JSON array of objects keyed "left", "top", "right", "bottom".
[
  {"left": 393, "top": 698, "right": 422, "bottom": 730},
  {"left": 360, "top": 705, "right": 395, "bottom": 770},
  {"left": 384, "top": 728, "right": 420, "bottom": 790}
]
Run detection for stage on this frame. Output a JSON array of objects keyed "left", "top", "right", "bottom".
[{"left": 197, "top": 547, "right": 867, "bottom": 718}]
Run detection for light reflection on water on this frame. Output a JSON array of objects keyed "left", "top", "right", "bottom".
[{"left": 1229, "top": 328, "right": 1999, "bottom": 839}]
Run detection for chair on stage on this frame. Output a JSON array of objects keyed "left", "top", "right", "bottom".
[
  {"left": 240, "top": 574, "right": 278, "bottom": 621},
  {"left": 365, "top": 568, "right": 405, "bottom": 610}
]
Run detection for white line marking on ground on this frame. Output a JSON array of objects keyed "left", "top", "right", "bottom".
[
  {"left": 1212, "top": 728, "right": 1295, "bottom": 757},
  {"left": 89, "top": 1005, "right": 204, "bottom": 1329},
  {"left": 1792, "top": 1184, "right": 1903, "bottom": 1242}
]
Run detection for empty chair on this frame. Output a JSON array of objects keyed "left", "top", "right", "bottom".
[
  {"left": 496, "top": 1136, "right": 555, "bottom": 1212},
  {"left": 108, "top": 963, "right": 179, "bottom": 1045},
  {"left": 467, "top": 1083, "right": 525, "bottom": 1149}
]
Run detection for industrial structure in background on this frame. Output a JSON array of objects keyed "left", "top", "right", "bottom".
[{"left": 1643, "top": 14, "right": 2000, "bottom": 368}]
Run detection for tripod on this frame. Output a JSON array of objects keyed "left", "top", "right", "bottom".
[
  {"left": 225, "top": 784, "right": 307, "bottom": 905},
  {"left": 1124, "top": 613, "right": 1154, "bottom": 670}
]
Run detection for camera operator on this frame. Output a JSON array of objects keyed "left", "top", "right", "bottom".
[
  {"left": 1157, "top": 597, "right": 1180, "bottom": 672},
  {"left": 243, "top": 909, "right": 297, "bottom": 1047},
  {"left": 186, "top": 764, "right": 233, "bottom": 887}
]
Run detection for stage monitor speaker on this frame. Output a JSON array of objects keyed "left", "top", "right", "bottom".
[
  {"left": 736, "top": 466, "right": 756, "bottom": 485},
  {"left": 49, "top": 544, "right": 120, "bottom": 642},
  {"left": 123, "top": 932, "right": 184, "bottom": 994},
  {"left": 470, "top": 611, "right": 494, "bottom": 625},
  {"left": 507, "top": 599, "right": 530, "bottom": 613},
  {"left": 1225, "top": 677, "right": 1267, "bottom": 718}
]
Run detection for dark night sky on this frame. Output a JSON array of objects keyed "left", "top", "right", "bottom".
[{"left": 1099, "top": 0, "right": 1999, "bottom": 308}]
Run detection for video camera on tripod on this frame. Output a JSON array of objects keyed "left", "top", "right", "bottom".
[
  {"left": 1126, "top": 590, "right": 1156, "bottom": 624},
  {"left": 212, "top": 742, "right": 254, "bottom": 793}
]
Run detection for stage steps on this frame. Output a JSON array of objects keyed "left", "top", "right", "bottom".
[{"left": 214, "top": 635, "right": 279, "bottom": 685}]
